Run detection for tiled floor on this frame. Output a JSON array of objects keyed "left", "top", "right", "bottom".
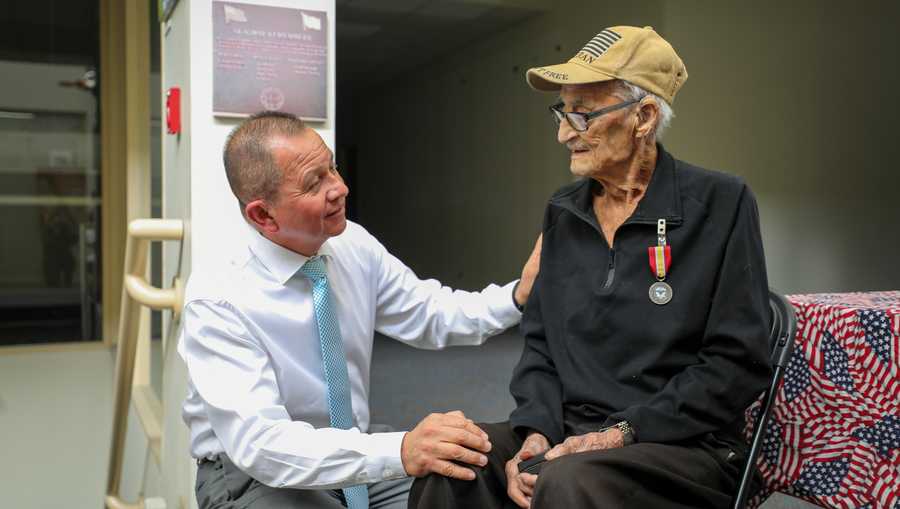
[
  {"left": 1, "top": 347, "right": 115, "bottom": 508},
  {"left": 762, "top": 493, "right": 824, "bottom": 509}
]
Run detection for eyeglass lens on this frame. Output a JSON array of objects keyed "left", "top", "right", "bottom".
[{"left": 551, "top": 109, "right": 587, "bottom": 131}]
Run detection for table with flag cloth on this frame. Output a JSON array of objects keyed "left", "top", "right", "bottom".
[{"left": 746, "top": 291, "right": 900, "bottom": 509}]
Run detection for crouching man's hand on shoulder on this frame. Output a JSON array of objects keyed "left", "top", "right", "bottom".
[
  {"left": 401, "top": 410, "right": 491, "bottom": 481},
  {"left": 514, "top": 234, "right": 543, "bottom": 308}
]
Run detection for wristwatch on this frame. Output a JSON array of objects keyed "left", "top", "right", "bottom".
[{"left": 600, "top": 421, "right": 635, "bottom": 446}]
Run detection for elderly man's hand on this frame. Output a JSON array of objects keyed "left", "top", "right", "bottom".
[
  {"left": 514, "top": 234, "right": 542, "bottom": 308},
  {"left": 400, "top": 411, "right": 491, "bottom": 480},
  {"left": 504, "top": 431, "right": 550, "bottom": 508},
  {"left": 543, "top": 428, "right": 624, "bottom": 461}
]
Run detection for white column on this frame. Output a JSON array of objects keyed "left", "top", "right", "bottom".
[{"left": 161, "top": 1, "right": 336, "bottom": 507}]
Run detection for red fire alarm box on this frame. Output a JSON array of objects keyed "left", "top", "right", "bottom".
[{"left": 166, "top": 87, "right": 181, "bottom": 134}]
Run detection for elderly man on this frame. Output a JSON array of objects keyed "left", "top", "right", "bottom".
[
  {"left": 179, "top": 112, "right": 541, "bottom": 508},
  {"left": 409, "top": 25, "right": 772, "bottom": 509}
]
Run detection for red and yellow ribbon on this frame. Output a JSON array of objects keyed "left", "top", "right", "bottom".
[{"left": 648, "top": 245, "right": 671, "bottom": 280}]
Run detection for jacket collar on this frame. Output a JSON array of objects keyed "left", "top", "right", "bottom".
[
  {"left": 551, "top": 144, "right": 683, "bottom": 226},
  {"left": 248, "top": 229, "right": 335, "bottom": 285}
]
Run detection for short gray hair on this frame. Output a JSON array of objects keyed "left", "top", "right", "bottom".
[
  {"left": 223, "top": 111, "right": 307, "bottom": 209},
  {"left": 615, "top": 80, "right": 675, "bottom": 140}
]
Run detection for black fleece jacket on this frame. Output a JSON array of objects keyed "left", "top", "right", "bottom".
[{"left": 509, "top": 145, "right": 773, "bottom": 446}]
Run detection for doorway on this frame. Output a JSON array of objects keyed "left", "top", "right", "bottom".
[{"left": 0, "top": 1, "right": 102, "bottom": 345}]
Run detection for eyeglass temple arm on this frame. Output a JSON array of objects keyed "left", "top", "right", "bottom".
[{"left": 585, "top": 97, "right": 642, "bottom": 120}]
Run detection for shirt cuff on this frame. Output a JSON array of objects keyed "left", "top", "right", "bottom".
[
  {"left": 365, "top": 431, "right": 408, "bottom": 482},
  {"left": 497, "top": 280, "right": 523, "bottom": 325},
  {"left": 511, "top": 279, "right": 525, "bottom": 312}
]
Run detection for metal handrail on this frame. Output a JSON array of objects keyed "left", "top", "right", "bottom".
[{"left": 105, "top": 219, "right": 184, "bottom": 509}]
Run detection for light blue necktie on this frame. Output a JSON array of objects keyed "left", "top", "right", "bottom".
[{"left": 300, "top": 256, "right": 369, "bottom": 509}]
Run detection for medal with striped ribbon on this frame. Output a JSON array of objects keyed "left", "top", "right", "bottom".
[{"left": 648, "top": 219, "right": 673, "bottom": 305}]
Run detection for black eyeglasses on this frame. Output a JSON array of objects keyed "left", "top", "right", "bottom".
[{"left": 549, "top": 98, "right": 641, "bottom": 132}]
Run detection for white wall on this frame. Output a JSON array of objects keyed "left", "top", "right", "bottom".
[
  {"left": 660, "top": 0, "right": 900, "bottom": 293},
  {"left": 160, "top": 1, "right": 195, "bottom": 507},
  {"left": 353, "top": 0, "right": 900, "bottom": 295}
]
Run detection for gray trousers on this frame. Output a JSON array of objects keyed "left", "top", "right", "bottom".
[{"left": 196, "top": 454, "right": 413, "bottom": 509}]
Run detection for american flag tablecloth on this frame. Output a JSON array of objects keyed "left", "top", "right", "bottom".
[{"left": 748, "top": 291, "right": 900, "bottom": 508}]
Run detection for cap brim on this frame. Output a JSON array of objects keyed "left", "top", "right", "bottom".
[{"left": 525, "top": 62, "right": 617, "bottom": 92}]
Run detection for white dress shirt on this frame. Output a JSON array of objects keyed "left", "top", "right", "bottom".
[{"left": 178, "top": 221, "right": 521, "bottom": 490}]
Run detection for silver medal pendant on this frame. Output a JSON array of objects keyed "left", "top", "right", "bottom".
[{"left": 649, "top": 281, "right": 673, "bottom": 305}]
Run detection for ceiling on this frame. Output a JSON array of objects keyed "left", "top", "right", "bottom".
[
  {"left": 336, "top": 0, "right": 546, "bottom": 89},
  {"left": 0, "top": 0, "right": 99, "bottom": 66},
  {"left": 0, "top": 0, "right": 545, "bottom": 90}
]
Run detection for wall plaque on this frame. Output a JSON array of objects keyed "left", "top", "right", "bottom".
[{"left": 213, "top": 1, "right": 328, "bottom": 121}]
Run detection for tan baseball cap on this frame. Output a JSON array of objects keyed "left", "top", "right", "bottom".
[{"left": 526, "top": 26, "right": 688, "bottom": 104}]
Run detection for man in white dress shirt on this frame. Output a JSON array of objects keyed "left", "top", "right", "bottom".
[{"left": 179, "top": 111, "right": 540, "bottom": 508}]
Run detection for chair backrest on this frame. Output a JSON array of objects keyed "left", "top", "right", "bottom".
[
  {"left": 732, "top": 289, "right": 798, "bottom": 509},
  {"left": 768, "top": 291, "right": 797, "bottom": 368}
]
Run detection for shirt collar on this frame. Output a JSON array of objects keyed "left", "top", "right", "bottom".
[{"left": 248, "top": 230, "right": 335, "bottom": 285}]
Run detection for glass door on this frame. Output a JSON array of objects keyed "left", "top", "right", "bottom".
[{"left": 0, "top": 1, "right": 101, "bottom": 345}]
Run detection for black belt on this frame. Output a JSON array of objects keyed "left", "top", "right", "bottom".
[{"left": 196, "top": 454, "right": 220, "bottom": 466}]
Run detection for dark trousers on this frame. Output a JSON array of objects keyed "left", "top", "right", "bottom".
[{"left": 409, "top": 422, "right": 745, "bottom": 509}]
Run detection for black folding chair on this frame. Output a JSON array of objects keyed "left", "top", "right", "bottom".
[{"left": 732, "top": 290, "right": 798, "bottom": 509}]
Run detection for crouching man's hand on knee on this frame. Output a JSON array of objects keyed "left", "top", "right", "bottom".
[
  {"left": 401, "top": 410, "right": 491, "bottom": 481},
  {"left": 505, "top": 431, "right": 550, "bottom": 508}
]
